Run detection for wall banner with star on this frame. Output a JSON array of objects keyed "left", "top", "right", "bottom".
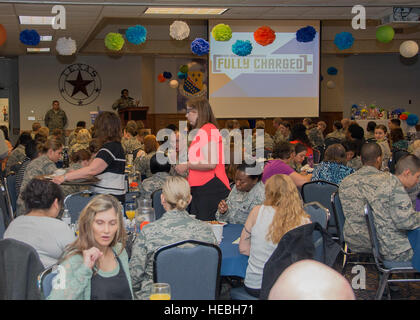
[{"left": 58, "top": 63, "right": 102, "bottom": 106}]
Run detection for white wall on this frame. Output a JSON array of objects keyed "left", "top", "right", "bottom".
[{"left": 19, "top": 55, "right": 142, "bottom": 130}]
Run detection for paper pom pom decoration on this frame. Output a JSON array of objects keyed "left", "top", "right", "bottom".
[
  {"left": 407, "top": 114, "right": 419, "bottom": 126},
  {"left": 20, "top": 29, "right": 40, "bottom": 46},
  {"left": 170, "top": 21, "right": 190, "bottom": 40},
  {"left": 177, "top": 72, "right": 187, "bottom": 79},
  {"left": 179, "top": 65, "right": 188, "bottom": 73},
  {"left": 399, "top": 40, "right": 419, "bottom": 58},
  {"left": 105, "top": 33, "right": 124, "bottom": 51},
  {"left": 157, "top": 73, "right": 166, "bottom": 83},
  {"left": 232, "top": 40, "right": 253, "bottom": 56},
  {"left": 125, "top": 25, "right": 147, "bottom": 45},
  {"left": 327, "top": 67, "right": 338, "bottom": 75},
  {"left": 326, "top": 80, "right": 335, "bottom": 89},
  {"left": 376, "top": 25, "right": 394, "bottom": 44},
  {"left": 296, "top": 26, "right": 316, "bottom": 43},
  {"left": 0, "top": 24, "right": 7, "bottom": 46},
  {"left": 399, "top": 113, "right": 408, "bottom": 120},
  {"left": 352, "top": 104, "right": 359, "bottom": 109},
  {"left": 254, "top": 26, "right": 276, "bottom": 46},
  {"left": 163, "top": 72, "right": 172, "bottom": 79},
  {"left": 334, "top": 32, "right": 354, "bottom": 50},
  {"left": 169, "top": 80, "right": 179, "bottom": 89},
  {"left": 211, "top": 24, "right": 232, "bottom": 41},
  {"left": 191, "top": 38, "right": 209, "bottom": 56},
  {"left": 56, "top": 37, "right": 77, "bottom": 56}
]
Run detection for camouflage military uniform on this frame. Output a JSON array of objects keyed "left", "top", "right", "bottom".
[
  {"left": 273, "top": 129, "right": 287, "bottom": 145},
  {"left": 44, "top": 109, "right": 68, "bottom": 131},
  {"left": 376, "top": 140, "right": 391, "bottom": 170},
  {"left": 129, "top": 209, "right": 217, "bottom": 300},
  {"left": 139, "top": 172, "right": 170, "bottom": 200},
  {"left": 325, "top": 129, "right": 345, "bottom": 141},
  {"left": 16, "top": 155, "right": 58, "bottom": 216},
  {"left": 406, "top": 181, "right": 420, "bottom": 210},
  {"left": 216, "top": 181, "right": 265, "bottom": 225},
  {"left": 134, "top": 151, "right": 156, "bottom": 178},
  {"left": 60, "top": 162, "right": 89, "bottom": 197},
  {"left": 252, "top": 133, "right": 274, "bottom": 152},
  {"left": 121, "top": 136, "right": 142, "bottom": 155},
  {"left": 5, "top": 144, "right": 26, "bottom": 175},
  {"left": 347, "top": 156, "right": 363, "bottom": 171},
  {"left": 339, "top": 165, "right": 420, "bottom": 261},
  {"left": 69, "top": 143, "right": 89, "bottom": 157},
  {"left": 307, "top": 127, "right": 324, "bottom": 148},
  {"left": 112, "top": 97, "right": 136, "bottom": 111}
]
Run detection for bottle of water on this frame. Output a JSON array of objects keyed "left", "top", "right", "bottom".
[{"left": 62, "top": 209, "right": 71, "bottom": 226}]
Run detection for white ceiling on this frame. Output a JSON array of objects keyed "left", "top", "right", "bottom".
[{"left": 0, "top": 0, "right": 419, "bottom": 56}]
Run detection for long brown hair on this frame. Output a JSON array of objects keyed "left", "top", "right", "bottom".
[
  {"left": 93, "top": 111, "right": 122, "bottom": 146},
  {"left": 144, "top": 135, "right": 159, "bottom": 154},
  {"left": 187, "top": 97, "right": 218, "bottom": 129},
  {"left": 264, "top": 174, "right": 310, "bottom": 244},
  {"left": 60, "top": 194, "right": 126, "bottom": 266}
]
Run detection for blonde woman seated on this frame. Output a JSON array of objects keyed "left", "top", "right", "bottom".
[
  {"left": 69, "top": 129, "right": 91, "bottom": 157},
  {"left": 239, "top": 174, "right": 311, "bottom": 298},
  {"left": 48, "top": 194, "right": 133, "bottom": 300},
  {"left": 129, "top": 176, "right": 217, "bottom": 300}
]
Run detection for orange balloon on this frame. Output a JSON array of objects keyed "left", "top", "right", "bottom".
[{"left": 0, "top": 24, "right": 7, "bottom": 46}]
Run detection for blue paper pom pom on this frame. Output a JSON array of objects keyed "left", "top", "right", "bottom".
[
  {"left": 232, "top": 40, "right": 253, "bottom": 56},
  {"left": 352, "top": 104, "right": 359, "bottom": 109},
  {"left": 327, "top": 67, "right": 338, "bottom": 75},
  {"left": 177, "top": 72, "right": 187, "bottom": 79},
  {"left": 407, "top": 114, "right": 419, "bottom": 126},
  {"left": 191, "top": 38, "right": 209, "bottom": 56},
  {"left": 163, "top": 72, "right": 172, "bottom": 79},
  {"left": 334, "top": 32, "right": 354, "bottom": 50},
  {"left": 296, "top": 26, "right": 316, "bottom": 43},
  {"left": 125, "top": 25, "right": 147, "bottom": 45},
  {"left": 20, "top": 29, "right": 40, "bottom": 46}
]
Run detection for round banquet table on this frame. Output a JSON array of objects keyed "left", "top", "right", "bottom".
[{"left": 219, "top": 224, "right": 249, "bottom": 278}]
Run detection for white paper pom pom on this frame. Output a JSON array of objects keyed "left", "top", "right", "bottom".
[
  {"left": 399, "top": 40, "right": 419, "bottom": 58},
  {"left": 327, "top": 80, "right": 336, "bottom": 89},
  {"left": 169, "top": 79, "right": 179, "bottom": 88},
  {"left": 169, "top": 21, "right": 190, "bottom": 40},
  {"left": 56, "top": 37, "right": 77, "bottom": 55}
]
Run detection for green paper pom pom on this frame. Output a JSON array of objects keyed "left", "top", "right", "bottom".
[
  {"left": 211, "top": 24, "right": 232, "bottom": 41},
  {"left": 179, "top": 65, "right": 188, "bottom": 73},
  {"left": 105, "top": 32, "right": 125, "bottom": 51},
  {"left": 376, "top": 25, "right": 395, "bottom": 44}
]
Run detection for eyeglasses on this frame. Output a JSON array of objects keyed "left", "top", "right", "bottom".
[{"left": 186, "top": 108, "right": 197, "bottom": 114}]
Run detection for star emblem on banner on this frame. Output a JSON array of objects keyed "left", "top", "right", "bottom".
[{"left": 66, "top": 71, "right": 93, "bottom": 97}]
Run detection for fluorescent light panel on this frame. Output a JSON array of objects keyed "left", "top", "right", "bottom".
[
  {"left": 144, "top": 7, "right": 227, "bottom": 15},
  {"left": 40, "top": 36, "right": 53, "bottom": 41},
  {"left": 19, "top": 16, "right": 54, "bottom": 25},
  {"left": 27, "top": 48, "right": 50, "bottom": 53}
]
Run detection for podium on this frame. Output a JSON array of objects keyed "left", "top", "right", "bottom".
[{"left": 118, "top": 106, "right": 149, "bottom": 128}]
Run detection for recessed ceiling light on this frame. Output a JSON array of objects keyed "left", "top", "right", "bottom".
[
  {"left": 27, "top": 48, "right": 50, "bottom": 53},
  {"left": 19, "top": 16, "right": 55, "bottom": 25},
  {"left": 144, "top": 7, "right": 228, "bottom": 15},
  {"left": 40, "top": 36, "right": 53, "bottom": 41}
]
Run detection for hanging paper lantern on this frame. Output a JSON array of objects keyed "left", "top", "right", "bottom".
[
  {"left": 0, "top": 24, "right": 7, "bottom": 46},
  {"left": 376, "top": 25, "right": 395, "bottom": 43},
  {"left": 191, "top": 38, "right": 209, "bottom": 56},
  {"left": 169, "top": 21, "right": 190, "bottom": 40},
  {"left": 163, "top": 72, "right": 172, "bottom": 79},
  {"left": 20, "top": 29, "right": 40, "bottom": 46},
  {"left": 56, "top": 37, "right": 77, "bottom": 56},
  {"left": 334, "top": 32, "right": 354, "bottom": 50},
  {"left": 105, "top": 33, "right": 124, "bottom": 51},
  {"left": 125, "top": 25, "right": 147, "bottom": 45},
  {"left": 327, "top": 67, "right": 338, "bottom": 75},
  {"left": 296, "top": 26, "right": 316, "bottom": 43},
  {"left": 211, "top": 24, "right": 232, "bottom": 41},
  {"left": 169, "top": 79, "right": 179, "bottom": 89},
  {"left": 399, "top": 40, "right": 419, "bottom": 58},
  {"left": 254, "top": 26, "right": 276, "bottom": 46},
  {"left": 157, "top": 73, "right": 166, "bottom": 83},
  {"left": 326, "top": 80, "right": 336, "bottom": 89},
  {"left": 177, "top": 71, "right": 187, "bottom": 79},
  {"left": 407, "top": 114, "right": 419, "bottom": 126},
  {"left": 232, "top": 40, "right": 253, "bottom": 56}
]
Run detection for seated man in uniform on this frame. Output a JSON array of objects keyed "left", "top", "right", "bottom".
[{"left": 339, "top": 143, "right": 420, "bottom": 262}]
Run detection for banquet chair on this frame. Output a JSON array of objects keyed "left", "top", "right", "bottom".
[
  {"left": 153, "top": 240, "right": 222, "bottom": 300},
  {"left": 0, "top": 182, "right": 13, "bottom": 226},
  {"left": 303, "top": 201, "right": 329, "bottom": 229},
  {"left": 64, "top": 190, "right": 97, "bottom": 223},
  {"left": 364, "top": 203, "right": 420, "bottom": 300},
  {"left": 301, "top": 180, "right": 339, "bottom": 239},
  {"left": 0, "top": 207, "right": 6, "bottom": 239},
  {"left": 37, "top": 264, "right": 58, "bottom": 299},
  {"left": 4, "top": 174, "right": 17, "bottom": 214},
  {"left": 151, "top": 189, "right": 165, "bottom": 221}
]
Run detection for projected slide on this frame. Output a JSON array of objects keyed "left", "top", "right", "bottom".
[{"left": 209, "top": 20, "right": 320, "bottom": 118}]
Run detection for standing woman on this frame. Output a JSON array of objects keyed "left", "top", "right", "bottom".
[
  {"left": 53, "top": 112, "right": 126, "bottom": 203},
  {"left": 175, "top": 97, "right": 230, "bottom": 221}
]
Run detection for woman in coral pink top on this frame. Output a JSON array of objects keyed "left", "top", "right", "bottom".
[{"left": 175, "top": 98, "right": 230, "bottom": 221}]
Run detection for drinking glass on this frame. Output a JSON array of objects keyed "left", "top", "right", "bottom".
[
  {"left": 125, "top": 202, "right": 136, "bottom": 221},
  {"left": 150, "top": 283, "right": 171, "bottom": 300}
]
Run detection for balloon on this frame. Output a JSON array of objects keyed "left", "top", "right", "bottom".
[
  {"left": 399, "top": 40, "right": 419, "bottom": 58},
  {"left": 327, "top": 80, "right": 336, "bottom": 89},
  {"left": 169, "top": 80, "right": 179, "bottom": 88},
  {"left": 376, "top": 25, "right": 395, "bottom": 43},
  {"left": 0, "top": 24, "right": 7, "bottom": 46}
]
